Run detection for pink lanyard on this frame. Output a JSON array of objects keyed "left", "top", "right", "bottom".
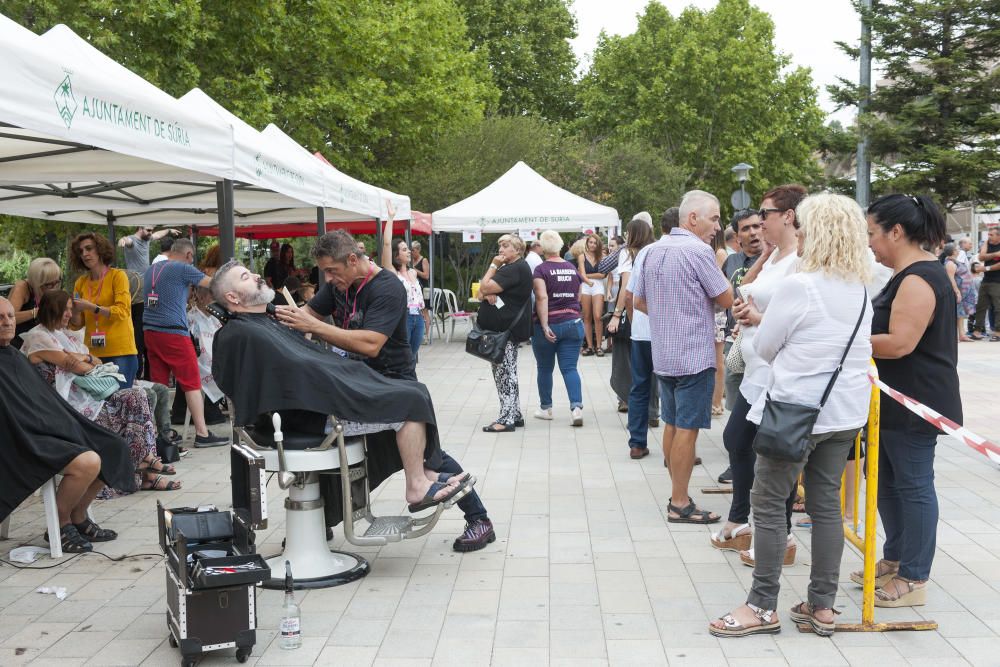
[{"left": 342, "top": 265, "right": 375, "bottom": 329}]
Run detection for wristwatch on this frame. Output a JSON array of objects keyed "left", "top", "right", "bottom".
[
  {"left": 492, "top": 262, "right": 502, "bottom": 270},
  {"left": 93, "top": 304, "right": 100, "bottom": 314}
]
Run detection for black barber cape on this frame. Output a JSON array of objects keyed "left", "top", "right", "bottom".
[
  {"left": 212, "top": 312, "right": 444, "bottom": 527},
  {"left": 0, "top": 345, "right": 136, "bottom": 521}
]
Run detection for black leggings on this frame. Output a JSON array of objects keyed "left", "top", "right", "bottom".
[{"left": 723, "top": 392, "right": 796, "bottom": 532}]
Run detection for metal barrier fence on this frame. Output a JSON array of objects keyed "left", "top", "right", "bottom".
[{"left": 832, "top": 362, "right": 937, "bottom": 633}]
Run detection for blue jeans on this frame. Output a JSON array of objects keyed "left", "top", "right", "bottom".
[
  {"left": 430, "top": 450, "right": 487, "bottom": 523},
  {"left": 627, "top": 340, "right": 659, "bottom": 449},
  {"left": 406, "top": 312, "right": 424, "bottom": 362},
  {"left": 531, "top": 319, "right": 583, "bottom": 409},
  {"left": 878, "top": 428, "right": 938, "bottom": 580},
  {"left": 101, "top": 354, "right": 139, "bottom": 389}
]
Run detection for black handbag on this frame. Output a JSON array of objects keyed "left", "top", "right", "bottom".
[
  {"left": 602, "top": 309, "right": 630, "bottom": 339},
  {"left": 752, "top": 290, "right": 867, "bottom": 462},
  {"left": 466, "top": 298, "right": 531, "bottom": 364}
]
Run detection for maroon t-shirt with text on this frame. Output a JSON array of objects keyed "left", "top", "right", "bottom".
[{"left": 533, "top": 259, "right": 582, "bottom": 325}]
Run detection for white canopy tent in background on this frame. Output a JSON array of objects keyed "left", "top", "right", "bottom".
[{"left": 431, "top": 161, "right": 619, "bottom": 233}]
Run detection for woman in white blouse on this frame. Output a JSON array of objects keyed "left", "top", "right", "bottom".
[
  {"left": 712, "top": 185, "right": 806, "bottom": 565},
  {"left": 710, "top": 192, "right": 873, "bottom": 638}
]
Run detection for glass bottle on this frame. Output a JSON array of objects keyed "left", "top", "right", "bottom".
[{"left": 279, "top": 561, "right": 301, "bottom": 649}]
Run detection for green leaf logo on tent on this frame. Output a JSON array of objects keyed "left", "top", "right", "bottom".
[{"left": 54, "top": 74, "right": 78, "bottom": 129}]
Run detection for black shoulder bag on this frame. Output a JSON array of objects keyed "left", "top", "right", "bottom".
[
  {"left": 752, "top": 290, "right": 867, "bottom": 462},
  {"left": 466, "top": 297, "right": 531, "bottom": 364}
]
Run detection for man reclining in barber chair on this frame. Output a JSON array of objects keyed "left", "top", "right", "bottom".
[
  {"left": 274, "top": 228, "right": 496, "bottom": 553},
  {"left": 209, "top": 260, "right": 471, "bottom": 514}
]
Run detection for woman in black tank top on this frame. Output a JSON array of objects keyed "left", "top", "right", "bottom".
[{"left": 864, "top": 194, "right": 962, "bottom": 608}]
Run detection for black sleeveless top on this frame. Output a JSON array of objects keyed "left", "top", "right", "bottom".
[
  {"left": 12, "top": 287, "right": 37, "bottom": 350},
  {"left": 871, "top": 260, "right": 962, "bottom": 436},
  {"left": 983, "top": 241, "right": 1000, "bottom": 284}
]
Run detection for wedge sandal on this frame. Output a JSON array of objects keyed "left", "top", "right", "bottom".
[
  {"left": 789, "top": 602, "right": 840, "bottom": 636},
  {"left": 709, "top": 604, "right": 780, "bottom": 638}
]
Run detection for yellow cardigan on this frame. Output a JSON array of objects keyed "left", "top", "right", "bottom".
[{"left": 72, "top": 268, "right": 138, "bottom": 358}]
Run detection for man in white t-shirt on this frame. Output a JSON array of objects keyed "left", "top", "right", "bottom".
[
  {"left": 622, "top": 208, "right": 677, "bottom": 457},
  {"left": 525, "top": 240, "right": 544, "bottom": 273}
]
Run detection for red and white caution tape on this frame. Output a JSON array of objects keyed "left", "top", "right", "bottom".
[{"left": 868, "top": 368, "right": 1000, "bottom": 466}]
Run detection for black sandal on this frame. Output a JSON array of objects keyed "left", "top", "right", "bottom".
[
  {"left": 667, "top": 500, "right": 720, "bottom": 524},
  {"left": 482, "top": 422, "right": 515, "bottom": 433},
  {"left": 581, "top": 347, "right": 594, "bottom": 356},
  {"left": 74, "top": 518, "right": 118, "bottom": 542},
  {"left": 44, "top": 524, "right": 93, "bottom": 553}
]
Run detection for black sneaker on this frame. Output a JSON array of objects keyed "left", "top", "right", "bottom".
[
  {"left": 453, "top": 518, "right": 496, "bottom": 552},
  {"left": 718, "top": 466, "right": 733, "bottom": 484},
  {"left": 194, "top": 431, "right": 229, "bottom": 448}
]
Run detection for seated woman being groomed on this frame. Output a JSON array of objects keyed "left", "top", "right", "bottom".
[
  {"left": 0, "top": 297, "right": 134, "bottom": 553},
  {"left": 20, "top": 291, "right": 182, "bottom": 495}
]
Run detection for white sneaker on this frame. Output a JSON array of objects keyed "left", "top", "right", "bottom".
[
  {"left": 571, "top": 407, "right": 583, "bottom": 427},
  {"left": 534, "top": 408, "right": 553, "bottom": 420}
]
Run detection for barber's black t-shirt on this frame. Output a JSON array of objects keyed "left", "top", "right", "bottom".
[{"left": 307, "top": 269, "right": 415, "bottom": 380}]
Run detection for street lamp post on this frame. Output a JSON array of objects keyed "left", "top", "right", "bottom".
[{"left": 730, "top": 162, "right": 753, "bottom": 210}]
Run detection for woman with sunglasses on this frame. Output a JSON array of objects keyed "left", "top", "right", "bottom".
[
  {"left": 8, "top": 257, "right": 63, "bottom": 350},
  {"left": 713, "top": 185, "right": 807, "bottom": 568}
]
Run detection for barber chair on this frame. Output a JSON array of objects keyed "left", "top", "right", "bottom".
[{"left": 236, "top": 414, "right": 470, "bottom": 589}]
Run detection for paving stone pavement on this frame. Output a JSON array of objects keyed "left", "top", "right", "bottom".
[{"left": 1, "top": 335, "right": 998, "bottom": 666}]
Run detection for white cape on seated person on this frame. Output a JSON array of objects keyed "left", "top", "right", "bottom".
[{"left": 211, "top": 307, "right": 445, "bottom": 528}]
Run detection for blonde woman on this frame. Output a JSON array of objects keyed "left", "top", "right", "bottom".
[
  {"left": 477, "top": 234, "right": 533, "bottom": 431},
  {"left": 8, "top": 257, "right": 62, "bottom": 350},
  {"left": 711, "top": 193, "right": 873, "bottom": 638}
]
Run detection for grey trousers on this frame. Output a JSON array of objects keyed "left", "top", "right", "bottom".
[
  {"left": 610, "top": 337, "right": 658, "bottom": 418},
  {"left": 747, "top": 427, "right": 859, "bottom": 611}
]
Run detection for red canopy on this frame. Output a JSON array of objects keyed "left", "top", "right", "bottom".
[{"left": 196, "top": 213, "right": 431, "bottom": 239}]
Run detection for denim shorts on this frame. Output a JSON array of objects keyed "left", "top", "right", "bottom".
[{"left": 657, "top": 368, "right": 715, "bottom": 430}]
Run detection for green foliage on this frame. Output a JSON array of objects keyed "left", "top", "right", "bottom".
[
  {"left": 0, "top": 248, "right": 32, "bottom": 286},
  {"left": 454, "top": 0, "right": 579, "bottom": 120},
  {"left": 394, "top": 115, "right": 688, "bottom": 298},
  {"left": 830, "top": 0, "right": 1000, "bottom": 209},
  {"left": 3, "top": 0, "right": 497, "bottom": 186},
  {"left": 576, "top": 0, "right": 825, "bottom": 211}
]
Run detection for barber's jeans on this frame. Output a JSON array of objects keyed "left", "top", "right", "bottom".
[
  {"left": 627, "top": 340, "right": 660, "bottom": 449},
  {"left": 429, "top": 450, "right": 488, "bottom": 523},
  {"left": 407, "top": 313, "right": 424, "bottom": 362},
  {"left": 491, "top": 340, "right": 522, "bottom": 425},
  {"left": 878, "top": 428, "right": 938, "bottom": 580},
  {"left": 724, "top": 393, "right": 796, "bottom": 529},
  {"left": 531, "top": 320, "right": 583, "bottom": 409},
  {"left": 101, "top": 354, "right": 138, "bottom": 389},
  {"left": 747, "top": 427, "right": 857, "bottom": 611}
]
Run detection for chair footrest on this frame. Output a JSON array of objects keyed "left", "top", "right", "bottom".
[{"left": 362, "top": 516, "right": 414, "bottom": 538}]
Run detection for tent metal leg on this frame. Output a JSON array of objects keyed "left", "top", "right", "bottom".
[{"left": 216, "top": 179, "right": 235, "bottom": 261}]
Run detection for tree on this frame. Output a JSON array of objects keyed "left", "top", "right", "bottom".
[
  {"left": 577, "top": 0, "right": 826, "bottom": 210},
  {"left": 454, "top": 0, "right": 579, "bottom": 120},
  {"left": 394, "top": 115, "right": 687, "bottom": 297},
  {"left": 830, "top": 0, "right": 1000, "bottom": 209},
  {"left": 2, "top": 1, "right": 498, "bottom": 251}
]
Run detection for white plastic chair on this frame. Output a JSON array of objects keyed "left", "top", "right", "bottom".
[
  {"left": 438, "top": 288, "right": 476, "bottom": 343},
  {"left": 0, "top": 477, "right": 94, "bottom": 559}
]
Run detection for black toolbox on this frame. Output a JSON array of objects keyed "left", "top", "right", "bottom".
[{"left": 158, "top": 443, "right": 269, "bottom": 666}]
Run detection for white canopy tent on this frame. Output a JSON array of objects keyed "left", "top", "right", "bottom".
[
  {"left": 0, "top": 17, "right": 235, "bottom": 215},
  {"left": 0, "top": 16, "right": 404, "bottom": 257},
  {"left": 431, "top": 161, "right": 619, "bottom": 232}
]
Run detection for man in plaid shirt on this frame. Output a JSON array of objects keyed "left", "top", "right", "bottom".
[{"left": 633, "top": 190, "right": 733, "bottom": 524}]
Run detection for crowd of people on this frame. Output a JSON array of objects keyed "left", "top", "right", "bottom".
[
  {"left": 0, "top": 183, "right": 975, "bottom": 635},
  {"left": 463, "top": 185, "right": 965, "bottom": 637}
]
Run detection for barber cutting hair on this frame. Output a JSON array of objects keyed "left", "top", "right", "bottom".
[{"left": 274, "top": 208, "right": 496, "bottom": 553}]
